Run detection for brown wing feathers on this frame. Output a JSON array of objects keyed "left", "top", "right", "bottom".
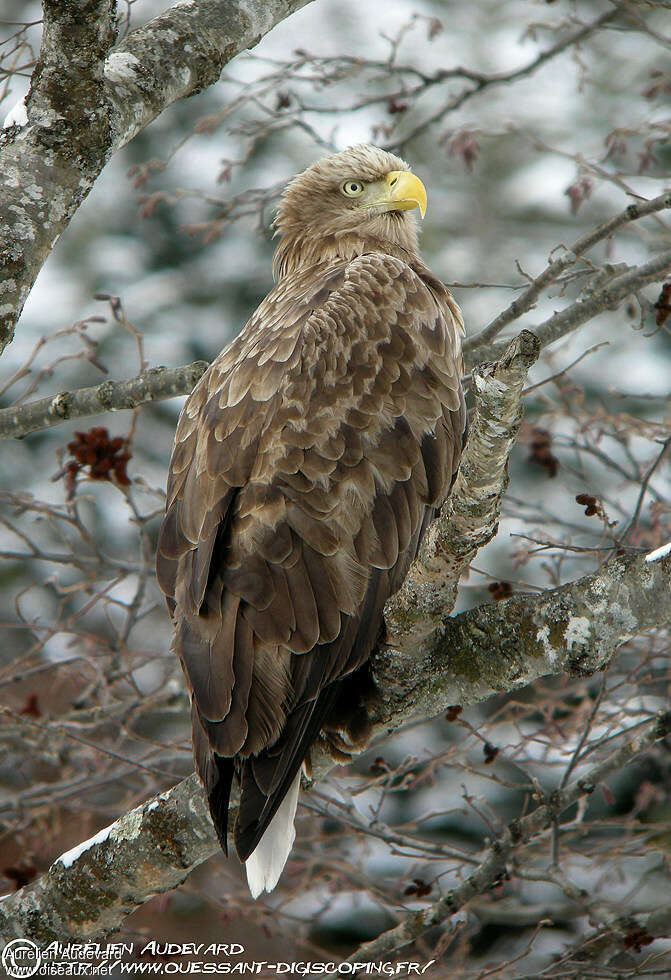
[{"left": 157, "top": 248, "right": 466, "bottom": 869}]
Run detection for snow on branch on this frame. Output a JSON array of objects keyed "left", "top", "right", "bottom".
[
  {"left": 371, "top": 549, "right": 671, "bottom": 739},
  {"left": 104, "top": 0, "right": 314, "bottom": 156},
  {"left": 0, "top": 777, "right": 217, "bottom": 943}
]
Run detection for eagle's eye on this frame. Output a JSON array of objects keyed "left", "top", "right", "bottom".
[{"left": 341, "top": 179, "right": 365, "bottom": 198}]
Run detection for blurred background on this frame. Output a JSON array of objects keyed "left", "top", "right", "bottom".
[{"left": 1, "top": 0, "right": 670, "bottom": 974}]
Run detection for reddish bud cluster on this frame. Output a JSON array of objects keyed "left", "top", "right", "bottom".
[
  {"left": 65, "top": 427, "right": 131, "bottom": 490},
  {"left": 127, "top": 158, "right": 165, "bottom": 190},
  {"left": 576, "top": 493, "right": 603, "bottom": 518},
  {"left": 387, "top": 99, "right": 408, "bottom": 115},
  {"left": 643, "top": 69, "right": 671, "bottom": 100},
  {"left": 444, "top": 129, "right": 480, "bottom": 172},
  {"left": 654, "top": 283, "right": 671, "bottom": 327},
  {"left": 20, "top": 693, "right": 41, "bottom": 718},
  {"left": 527, "top": 428, "right": 559, "bottom": 478},
  {"left": 488, "top": 581, "right": 513, "bottom": 601},
  {"left": 623, "top": 927, "right": 654, "bottom": 953},
  {"left": 427, "top": 17, "right": 443, "bottom": 39},
  {"left": 445, "top": 705, "right": 463, "bottom": 722},
  {"left": 138, "top": 192, "right": 170, "bottom": 219},
  {"left": 370, "top": 756, "right": 389, "bottom": 776},
  {"left": 2, "top": 861, "right": 38, "bottom": 890},
  {"left": 404, "top": 878, "right": 432, "bottom": 897},
  {"left": 564, "top": 177, "right": 593, "bottom": 214}
]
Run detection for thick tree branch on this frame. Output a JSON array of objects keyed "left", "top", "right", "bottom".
[
  {"left": 0, "top": 360, "right": 208, "bottom": 439},
  {"left": 370, "top": 548, "right": 671, "bottom": 766},
  {"left": 0, "top": 0, "right": 312, "bottom": 354},
  {"left": 0, "top": 0, "right": 116, "bottom": 354},
  {"left": 384, "top": 330, "right": 540, "bottom": 657},
  {"left": 1, "top": 548, "right": 668, "bottom": 943},
  {"left": 0, "top": 775, "right": 213, "bottom": 943},
  {"left": 103, "top": 0, "right": 312, "bottom": 154}
]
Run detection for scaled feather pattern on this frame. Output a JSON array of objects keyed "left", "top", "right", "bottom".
[{"left": 157, "top": 144, "right": 467, "bottom": 895}]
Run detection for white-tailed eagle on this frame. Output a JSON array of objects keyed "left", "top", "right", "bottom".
[{"left": 157, "top": 144, "right": 466, "bottom": 897}]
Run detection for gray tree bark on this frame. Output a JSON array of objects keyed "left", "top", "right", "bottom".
[{"left": 0, "top": 0, "right": 313, "bottom": 354}]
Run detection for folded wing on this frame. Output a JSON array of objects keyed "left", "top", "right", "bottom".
[{"left": 156, "top": 251, "right": 467, "bottom": 865}]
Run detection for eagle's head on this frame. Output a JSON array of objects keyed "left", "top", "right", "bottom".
[{"left": 273, "top": 144, "right": 427, "bottom": 279}]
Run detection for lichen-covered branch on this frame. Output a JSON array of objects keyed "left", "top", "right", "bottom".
[
  {"left": 383, "top": 329, "right": 541, "bottom": 657},
  {"left": 345, "top": 710, "right": 671, "bottom": 965},
  {"left": 0, "top": 0, "right": 116, "bottom": 354},
  {"left": 371, "top": 549, "right": 671, "bottom": 740},
  {"left": 0, "top": 360, "right": 209, "bottom": 439},
  {"left": 0, "top": 0, "right": 312, "bottom": 353},
  {"left": 0, "top": 775, "right": 216, "bottom": 943},
  {"left": 104, "top": 0, "right": 312, "bottom": 156},
  {"left": 2, "top": 548, "right": 668, "bottom": 943}
]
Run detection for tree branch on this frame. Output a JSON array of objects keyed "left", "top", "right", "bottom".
[
  {"left": 371, "top": 548, "right": 671, "bottom": 744},
  {"left": 384, "top": 329, "right": 540, "bottom": 656},
  {"left": 0, "top": 360, "right": 209, "bottom": 439},
  {"left": 0, "top": 0, "right": 312, "bottom": 354},
  {"left": 345, "top": 710, "right": 671, "bottom": 966},
  {"left": 0, "top": 0, "right": 116, "bottom": 354},
  {"left": 104, "top": 0, "right": 313, "bottom": 155},
  {"left": 464, "top": 189, "right": 671, "bottom": 356},
  {"left": 394, "top": 9, "right": 619, "bottom": 150},
  {"left": 466, "top": 248, "right": 671, "bottom": 367},
  {"left": 1, "top": 547, "right": 668, "bottom": 943}
]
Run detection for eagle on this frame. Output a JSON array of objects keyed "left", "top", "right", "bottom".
[{"left": 156, "top": 144, "right": 467, "bottom": 897}]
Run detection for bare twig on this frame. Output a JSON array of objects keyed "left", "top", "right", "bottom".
[
  {"left": 344, "top": 711, "right": 671, "bottom": 966},
  {"left": 465, "top": 190, "right": 671, "bottom": 355},
  {"left": 466, "top": 249, "right": 671, "bottom": 367},
  {"left": 393, "top": 9, "right": 620, "bottom": 149}
]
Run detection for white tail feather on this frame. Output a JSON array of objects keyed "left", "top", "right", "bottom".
[{"left": 245, "top": 769, "right": 301, "bottom": 899}]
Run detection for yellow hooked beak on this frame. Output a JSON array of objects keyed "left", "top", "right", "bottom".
[{"left": 384, "top": 170, "right": 427, "bottom": 219}]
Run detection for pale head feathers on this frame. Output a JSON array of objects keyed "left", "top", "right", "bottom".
[{"left": 273, "top": 144, "right": 422, "bottom": 280}]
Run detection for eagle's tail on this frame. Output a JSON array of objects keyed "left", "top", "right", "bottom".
[{"left": 245, "top": 768, "right": 301, "bottom": 899}]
